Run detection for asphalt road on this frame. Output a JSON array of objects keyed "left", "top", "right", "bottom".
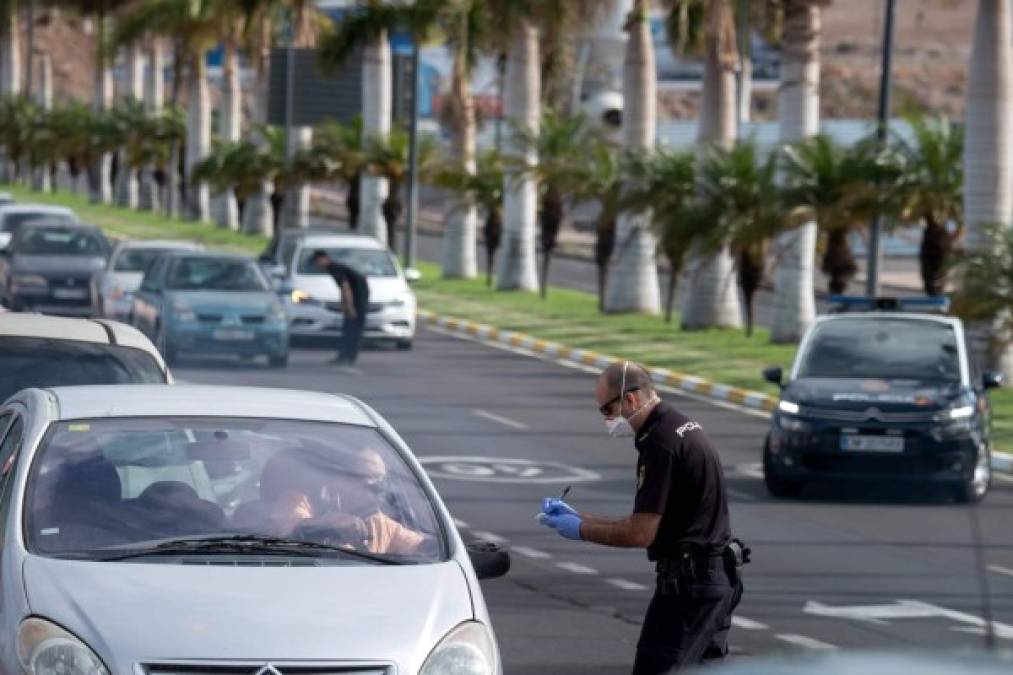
[{"left": 174, "top": 329, "right": 1013, "bottom": 674}]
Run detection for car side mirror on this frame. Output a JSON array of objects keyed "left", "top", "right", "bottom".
[
  {"left": 404, "top": 267, "right": 422, "bottom": 284},
  {"left": 762, "top": 366, "right": 784, "bottom": 387},
  {"left": 983, "top": 371, "right": 1004, "bottom": 390},
  {"left": 467, "top": 541, "right": 510, "bottom": 580}
]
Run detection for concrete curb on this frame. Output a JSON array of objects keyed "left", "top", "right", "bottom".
[{"left": 417, "top": 309, "right": 1013, "bottom": 477}]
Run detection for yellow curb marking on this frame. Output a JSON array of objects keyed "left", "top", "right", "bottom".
[
  {"left": 509, "top": 334, "right": 526, "bottom": 347},
  {"left": 727, "top": 389, "right": 749, "bottom": 405}
]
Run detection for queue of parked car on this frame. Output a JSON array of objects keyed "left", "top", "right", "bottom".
[{"left": 0, "top": 201, "right": 507, "bottom": 675}]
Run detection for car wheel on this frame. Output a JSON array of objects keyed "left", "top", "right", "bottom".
[
  {"left": 396, "top": 339, "right": 413, "bottom": 351},
  {"left": 953, "top": 447, "right": 991, "bottom": 503},
  {"left": 763, "top": 442, "right": 803, "bottom": 499},
  {"left": 268, "top": 352, "right": 289, "bottom": 368}
]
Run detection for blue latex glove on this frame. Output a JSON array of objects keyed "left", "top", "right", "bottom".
[
  {"left": 537, "top": 512, "right": 583, "bottom": 540},
  {"left": 541, "top": 498, "right": 579, "bottom": 517}
]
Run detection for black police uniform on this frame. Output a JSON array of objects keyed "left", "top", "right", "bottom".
[
  {"left": 631, "top": 401, "right": 743, "bottom": 674},
  {"left": 325, "top": 262, "right": 370, "bottom": 364}
]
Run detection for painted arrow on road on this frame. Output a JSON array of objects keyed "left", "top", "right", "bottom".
[{"left": 804, "top": 599, "right": 1013, "bottom": 639}]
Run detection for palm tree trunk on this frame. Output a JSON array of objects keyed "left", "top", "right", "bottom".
[
  {"left": 1, "top": 4, "right": 19, "bottom": 96},
  {"left": 359, "top": 31, "right": 392, "bottom": 243},
  {"left": 32, "top": 52, "right": 53, "bottom": 193},
  {"left": 91, "top": 13, "right": 114, "bottom": 205},
  {"left": 822, "top": 227, "right": 856, "bottom": 294},
  {"left": 140, "top": 40, "right": 165, "bottom": 212},
  {"left": 244, "top": 17, "right": 274, "bottom": 236},
  {"left": 682, "top": 0, "right": 742, "bottom": 329},
  {"left": 604, "top": 0, "right": 661, "bottom": 313},
  {"left": 383, "top": 176, "right": 403, "bottom": 249},
  {"left": 736, "top": 0, "right": 751, "bottom": 125},
  {"left": 963, "top": 0, "right": 1013, "bottom": 377},
  {"left": 442, "top": 43, "right": 479, "bottom": 279},
  {"left": 485, "top": 205, "right": 502, "bottom": 287},
  {"left": 213, "top": 40, "right": 241, "bottom": 230},
  {"left": 285, "top": 126, "right": 313, "bottom": 229},
  {"left": 771, "top": 0, "right": 820, "bottom": 343},
  {"left": 495, "top": 18, "right": 540, "bottom": 291},
  {"left": 664, "top": 267, "right": 677, "bottom": 323},
  {"left": 596, "top": 215, "right": 615, "bottom": 311},
  {"left": 116, "top": 43, "right": 144, "bottom": 209},
  {"left": 186, "top": 54, "right": 211, "bottom": 222},
  {"left": 539, "top": 186, "right": 565, "bottom": 299}
]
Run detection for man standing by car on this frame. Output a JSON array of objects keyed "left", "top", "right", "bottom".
[
  {"left": 311, "top": 250, "right": 369, "bottom": 365},
  {"left": 539, "top": 361, "right": 746, "bottom": 673}
]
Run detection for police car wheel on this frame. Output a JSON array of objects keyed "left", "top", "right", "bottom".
[
  {"left": 952, "top": 448, "right": 991, "bottom": 503},
  {"left": 763, "top": 443, "right": 803, "bottom": 498}
]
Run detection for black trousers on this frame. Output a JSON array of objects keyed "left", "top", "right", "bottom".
[
  {"left": 338, "top": 310, "right": 366, "bottom": 363},
  {"left": 632, "top": 558, "right": 743, "bottom": 674}
]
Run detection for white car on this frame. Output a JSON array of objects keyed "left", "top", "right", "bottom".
[
  {"left": 93, "top": 239, "right": 204, "bottom": 321},
  {"left": 0, "top": 203, "right": 77, "bottom": 249},
  {"left": 0, "top": 384, "right": 506, "bottom": 674},
  {"left": 279, "top": 234, "right": 420, "bottom": 349},
  {"left": 0, "top": 313, "right": 170, "bottom": 403}
]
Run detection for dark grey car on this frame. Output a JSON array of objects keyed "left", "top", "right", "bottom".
[{"left": 0, "top": 222, "right": 108, "bottom": 315}]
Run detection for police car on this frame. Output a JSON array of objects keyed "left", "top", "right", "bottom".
[{"left": 761, "top": 297, "right": 1003, "bottom": 502}]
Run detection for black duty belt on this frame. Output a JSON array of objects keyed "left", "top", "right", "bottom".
[{"left": 655, "top": 539, "right": 752, "bottom": 580}]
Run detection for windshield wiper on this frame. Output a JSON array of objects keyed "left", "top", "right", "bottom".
[{"left": 95, "top": 533, "right": 410, "bottom": 565}]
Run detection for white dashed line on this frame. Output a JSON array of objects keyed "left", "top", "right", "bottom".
[
  {"left": 512, "top": 546, "right": 553, "bottom": 560},
  {"left": 606, "top": 578, "right": 648, "bottom": 591},
  {"left": 988, "top": 564, "right": 1013, "bottom": 578},
  {"left": 732, "top": 616, "right": 770, "bottom": 631},
  {"left": 452, "top": 518, "right": 469, "bottom": 529},
  {"left": 727, "top": 488, "right": 758, "bottom": 502},
  {"left": 338, "top": 366, "right": 363, "bottom": 375},
  {"left": 555, "top": 561, "right": 598, "bottom": 575},
  {"left": 472, "top": 408, "right": 530, "bottom": 430},
  {"left": 774, "top": 634, "right": 837, "bottom": 650},
  {"left": 470, "top": 530, "right": 508, "bottom": 544}
]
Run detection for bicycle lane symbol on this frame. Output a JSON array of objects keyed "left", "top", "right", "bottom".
[{"left": 418, "top": 456, "right": 601, "bottom": 484}]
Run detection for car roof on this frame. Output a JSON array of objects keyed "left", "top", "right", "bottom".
[
  {"left": 158, "top": 250, "right": 251, "bottom": 262},
  {"left": 296, "top": 234, "right": 386, "bottom": 250},
  {"left": 0, "top": 314, "right": 163, "bottom": 354},
  {"left": 813, "top": 312, "right": 961, "bottom": 328},
  {"left": 114, "top": 239, "right": 204, "bottom": 251},
  {"left": 0, "top": 203, "right": 75, "bottom": 215},
  {"left": 41, "top": 385, "right": 377, "bottom": 425}
]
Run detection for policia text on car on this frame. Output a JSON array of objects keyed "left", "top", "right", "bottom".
[{"left": 538, "top": 361, "right": 749, "bottom": 674}]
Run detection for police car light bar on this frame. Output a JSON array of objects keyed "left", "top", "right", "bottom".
[{"left": 827, "top": 295, "right": 951, "bottom": 313}]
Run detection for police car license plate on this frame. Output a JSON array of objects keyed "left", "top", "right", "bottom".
[
  {"left": 213, "top": 329, "right": 254, "bottom": 341},
  {"left": 840, "top": 435, "right": 904, "bottom": 452}
]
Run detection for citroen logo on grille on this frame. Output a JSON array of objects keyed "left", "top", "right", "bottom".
[
  {"left": 864, "top": 407, "right": 882, "bottom": 421},
  {"left": 254, "top": 666, "right": 283, "bottom": 675}
]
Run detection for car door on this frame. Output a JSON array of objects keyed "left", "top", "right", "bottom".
[{"left": 132, "top": 257, "right": 167, "bottom": 337}]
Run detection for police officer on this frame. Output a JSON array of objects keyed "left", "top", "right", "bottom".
[
  {"left": 538, "top": 360, "right": 745, "bottom": 673},
  {"left": 311, "top": 250, "right": 369, "bottom": 365}
]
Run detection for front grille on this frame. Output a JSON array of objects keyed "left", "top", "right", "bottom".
[
  {"left": 197, "top": 313, "right": 224, "bottom": 324},
  {"left": 242, "top": 315, "right": 266, "bottom": 325},
  {"left": 800, "top": 405, "right": 939, "bottom": 424},
  {"left": 802, "top": 452, "right": 941, "bottom": 475},
  {"left": 144, "top": 662, "right": 390, "bottom": 675}
]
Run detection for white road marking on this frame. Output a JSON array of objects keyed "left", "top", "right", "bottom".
[
  {"left": 452, "top": 518, "right": 469, "bottom": 529},
  {"left": 555, "top": 561, "right": 598, "bottom": 575},
  {"left": 735, "top": 462, "right": 766, "bottom": 480},
  {"left": 727, "top": 488, "right": 758, "bottom": 502},
  {"left": 988, "top": 564, "right": 1013, "bottom": 578},
  {"left": 804, "top": 599, "right": 1013, "bottom": 639},
  {"left": 732, "top": 616, "right": 770, "bottom": 631},
  {"left": 419, "top": 456, "right": 601, "bottom": 484},
  {"left": 338, "top": 366, "right": 363, "bottom": 375},
  {"left": 470, "top": 530, "right": 507, "bottom": 544},
  {"left": 606, "top": 578, "right": 648, "bottom": 591},
  {"left": 774, "top": 634, "right": 837, "bottom": 650},
  {"left": 512, "top": 546, "right": 553, "bottom": 560},
  {"left": 472, "top": 408, "right": 529, "bottom": 430}
]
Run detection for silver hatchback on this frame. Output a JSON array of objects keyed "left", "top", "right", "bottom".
[{"left": 0, "top": 385, "right": 506, "bottom": 675}]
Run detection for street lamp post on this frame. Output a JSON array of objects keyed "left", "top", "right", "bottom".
[
  {"left": 865, "top": 0, "right": 897, "bottom": 297},
  {"left": 403, "top": 39, "right": 421, "bottom": 268},
  {"left": 25, "top": 0, "right": 35, "bottom": 99}
]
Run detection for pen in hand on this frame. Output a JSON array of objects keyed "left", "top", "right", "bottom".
[{"left": 559, "top": 486, "right": 571, "bottom": 501}]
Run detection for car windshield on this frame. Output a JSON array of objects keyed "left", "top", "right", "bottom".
[
  {"left": 0, "top": 337, "right": 166, "bottom": 402},
  {"left": 796, "top": 318, "right": 961, "bottom": 382},
  {"left": 18, "top": 226, "right": 105, "bottom": 256},
  {"left": 1, "top": 212, "right": 73, "bottom": 232},
  {"left": 297, "top": 247, "right": 398, "bottom": 278},
  {"left": 25, "top": 417, "right": 446, "bottom": 564},
  {"left": 167, "top": 257, "right": 269, "bottom": 291},
  {"left": 114, "top": 248, "right": 173, "bottom": 272}
]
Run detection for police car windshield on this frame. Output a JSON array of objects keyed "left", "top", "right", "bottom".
[{"left": 797, "top": 318, "right": 961, "bottom": 382}]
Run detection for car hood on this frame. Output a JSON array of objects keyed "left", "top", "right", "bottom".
[
  {"left": 291, "top": 274, "right": 409, "bottom": 303},
  {"left": 12, "top": 254, "right": 106, "bottom": 276},
  {"left": 24, "top": 556, "right": 473, "bottom": 669},
  {"left": 169, "top": 290, "right": 278, "bottom": 314},
  {"left": 784, "top": 377, "right": 963, "bottom": 411}
]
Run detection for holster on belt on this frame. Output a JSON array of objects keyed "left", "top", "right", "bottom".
[{"left": 722, "top": 538, "right": 751, "bottom": 586}]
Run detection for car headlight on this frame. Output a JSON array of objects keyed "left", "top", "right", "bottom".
[
  {"left": 171, "top": 299, "right": 197, "bottom": 323},
  {"left": 776, "top": 415, "right": 811, "bottom": 433},
  {"left": 419, "top": 622, "right": 499, "bottom": 675},
  {"left": 18, "top": 617, "right": 110, "bottom": 675},
  {"left": 777, "top": 400, "right": 800, "bottom": 415},
  {"left": 12, "top": 274, "right": 48, "bottom": 288},
  {"left": 291, "top": 289, "right": 312, "bottom": 304},
  {"left": 946, "top": 405, "right": 975, "bottom": 420}
]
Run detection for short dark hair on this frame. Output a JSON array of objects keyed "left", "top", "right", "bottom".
[{"left": 310, "top": 249, "right": 329, "bottom": 262}]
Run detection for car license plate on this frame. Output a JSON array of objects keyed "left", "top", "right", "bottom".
[
  {"left": 52, "top": 288, "right": 87, "bottom": 300},
  {"left": 213, "top": 329, "right": 254, "bottom": 341},
  {"left": 840, "top": 435, "right": 904, "bottom": 453}
]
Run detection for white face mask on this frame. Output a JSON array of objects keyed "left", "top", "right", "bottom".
[{"left": 603, "top": 361, "right": 649, "bottom": 438}]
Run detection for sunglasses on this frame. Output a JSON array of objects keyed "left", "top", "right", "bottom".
[{"left": 598, "top": 387, "right": 640, "bottom": 416}]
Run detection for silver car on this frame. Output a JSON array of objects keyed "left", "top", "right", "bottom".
[
  {"left": 0, "top": 384, "right": 507, "bottom": 675},
  {"left": 93, "top": 239, "right": 204, "bottom": 321}
]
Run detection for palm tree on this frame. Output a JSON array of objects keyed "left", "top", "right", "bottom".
[
  {"left": 953, "top": 222, "right": 1013, "bottom": 374},
  {"left": 893, "top": 116, "right": 964, "bottom": 297},
  {"left": 964, "top": 0, "right": 1013, "bottom": 256},
  {"left": 363, "top": 127, "right": 438, "bottom": 251},
  {"left": 670, "top": 0, "right": 743, "bottom": 329},
  {"left": 301, "top": 117, "right": 365, "bottom": 229},
  {"left": 770, "top": 0, "right": 822, "bottom": 344},
  {"left": 212, "top": 20, "right": 243, "bottom": 230},
  {"left": 603, "top": 0, "right": 662, "bottom": 314},
  {"left": 0, "top": 95, "right": 37, "bottom": 180},
  {"left": 582, "top": 141, "right": 622, "bottom": 310},
  {"left": 113, "top": 0, "right": 233, "bottom": 223}
]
